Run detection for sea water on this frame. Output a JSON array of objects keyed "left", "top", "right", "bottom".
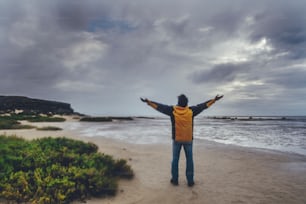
[
  {"left": 64, "top": 116, "right": 306, "bottom": 156},
  {"left": 195, "top": 116, "right": 306, "bottom": 156}
]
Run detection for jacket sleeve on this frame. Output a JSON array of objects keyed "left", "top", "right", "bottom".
[
  {"left": 147, "top": 100, "right": 173, "bottom": 116},
  {"left": 190, "top": 99, "right": 216, "bottom": 117}
]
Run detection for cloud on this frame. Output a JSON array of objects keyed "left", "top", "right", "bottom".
[
  {"left": 247, "top": 2, "right": 306, "bottom": 59},
  {"left": 266, "top": 66, "right": 306, "bottom": 89},
  {"left": 1, "top": 0, "right": 306, "bottom": 115},
  {"left": 191, "top": 63, "right": 246, "bottom": 84}
]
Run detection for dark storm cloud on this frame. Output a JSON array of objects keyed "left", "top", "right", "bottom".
[
  {"left": 56, "top": 3, "right": 89, "bottom": 31},
  {"left": 248, "top": 3, "right": 306, "bottom": 59},
  {"left": 207, "top": 9, "right": 246, "bottom": 37},
  {"left": 1, "top": 1, "right": 104, "bottom": 88}
]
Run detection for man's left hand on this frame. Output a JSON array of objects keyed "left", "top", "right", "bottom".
[{"left": 215, "top": 94, "right": 224, "bottom": 101}]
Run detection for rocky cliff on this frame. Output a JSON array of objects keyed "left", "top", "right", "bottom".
[{"left": 0, "top": 96, "right": 74, "bottom": 114}]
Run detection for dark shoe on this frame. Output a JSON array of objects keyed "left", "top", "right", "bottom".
[
  {"left": 188, "top": 181, "right": 194, "bottom": 187},
  {"left": 170, "top": 179, "right": 178, "bottom": 186}
]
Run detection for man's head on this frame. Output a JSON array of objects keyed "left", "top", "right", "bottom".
[{"left": 177, "top": 94, "right": 188, "bottom": 107}]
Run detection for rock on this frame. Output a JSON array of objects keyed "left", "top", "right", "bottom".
[{"left": 0, "top": 96, "right": 74, "bottom": 114}]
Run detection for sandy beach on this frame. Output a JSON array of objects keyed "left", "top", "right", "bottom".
[{"left": 1, "top": 117, "right": 306, "bottom": 204}]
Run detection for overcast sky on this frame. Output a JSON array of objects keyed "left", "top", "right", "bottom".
[{"left": 1, "top": 0, "right": 306, "bottom": 116}]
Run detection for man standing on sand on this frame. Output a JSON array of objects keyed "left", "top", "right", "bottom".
[{"left": 140, "top": 94, "right": 223, "bottom": 187}]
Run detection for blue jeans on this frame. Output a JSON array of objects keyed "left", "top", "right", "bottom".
[{"left": 171, "top": 141, "right": 194, "bottom": 183}]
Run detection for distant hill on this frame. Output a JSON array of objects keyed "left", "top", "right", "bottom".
[{"left": 0, "top": 96, "right": 74, "bottom": 114}]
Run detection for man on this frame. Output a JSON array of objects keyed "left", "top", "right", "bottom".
[{"left": 140, "top": 94, "right": 223, "bottom": 187}]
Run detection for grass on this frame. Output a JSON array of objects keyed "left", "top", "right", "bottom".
[{"left": 0, "top": 136, "right": 134, "bottom": 203}]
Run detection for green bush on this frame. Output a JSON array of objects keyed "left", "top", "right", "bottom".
[{"left": 0, "top": 136, "right": 134, "bottom": 203}]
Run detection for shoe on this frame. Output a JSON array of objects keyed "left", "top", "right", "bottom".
[
  {"left": 170, "top": 179, "right": 178, "bottom": 186},
  {"left": 188, "top": 181, "right": 194, "bottom": 187}
]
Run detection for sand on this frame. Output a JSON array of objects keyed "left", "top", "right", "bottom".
[{"left": 1, "top": 117, "right": 306, "bottom": 204}]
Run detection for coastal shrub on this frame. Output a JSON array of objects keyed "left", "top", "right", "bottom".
[{"left": 0, "top": 136, "right": 134, "bottom": 203}]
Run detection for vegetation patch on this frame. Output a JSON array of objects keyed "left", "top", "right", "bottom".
[
  {"left": 80, "top": 116, "right": 133, "bottom": 122},
  {"left": 36, "top": 126, "right": 63, "bottom": 131},
  {"left": 0, "top": 113, "right": 66, "bottom": 130},
  {"left": 0, "top": 119, "right": 35, "bottom": 130},
  {"left": 27, "top": 116, "right": 65, "bottom": 122},
  {"left": 0, "top": 136, "right": 134, "bottom": 203},
  {"left": 0, "top": 113, "right": 66, "bottom": 123},
  {"left": 80, "top": 117, "right": 112, "bottom": 122}
]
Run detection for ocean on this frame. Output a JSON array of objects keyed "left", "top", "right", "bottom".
[{"left": 65, "top": 116, "right": 306, "bottom": 156}]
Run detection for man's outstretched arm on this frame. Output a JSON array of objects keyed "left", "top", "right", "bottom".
[
  {"left": 205, "top": 94, "right": 224, "bottom": 107},
  {"left": 140, "top": 97, "right": 173, "bottom": 116},
  {"left": 191, "top": 94, "right": 224, "bottom": 116}
]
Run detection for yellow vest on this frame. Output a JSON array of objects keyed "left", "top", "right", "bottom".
[{"left": 172, "top": 106, "right": 193, "bottom": 142}]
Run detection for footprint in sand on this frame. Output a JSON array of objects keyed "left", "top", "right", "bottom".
[{"left": 191, "top": 190, "right": 198, "bottom": 200}]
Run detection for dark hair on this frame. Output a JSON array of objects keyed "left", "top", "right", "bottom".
[{"left": 177, "top": 94, "right": 188, "bottom": 107}]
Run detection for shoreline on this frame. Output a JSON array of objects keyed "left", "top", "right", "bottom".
[{"left": 1, "top": 119, "right": 306, "bottom": 203}]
